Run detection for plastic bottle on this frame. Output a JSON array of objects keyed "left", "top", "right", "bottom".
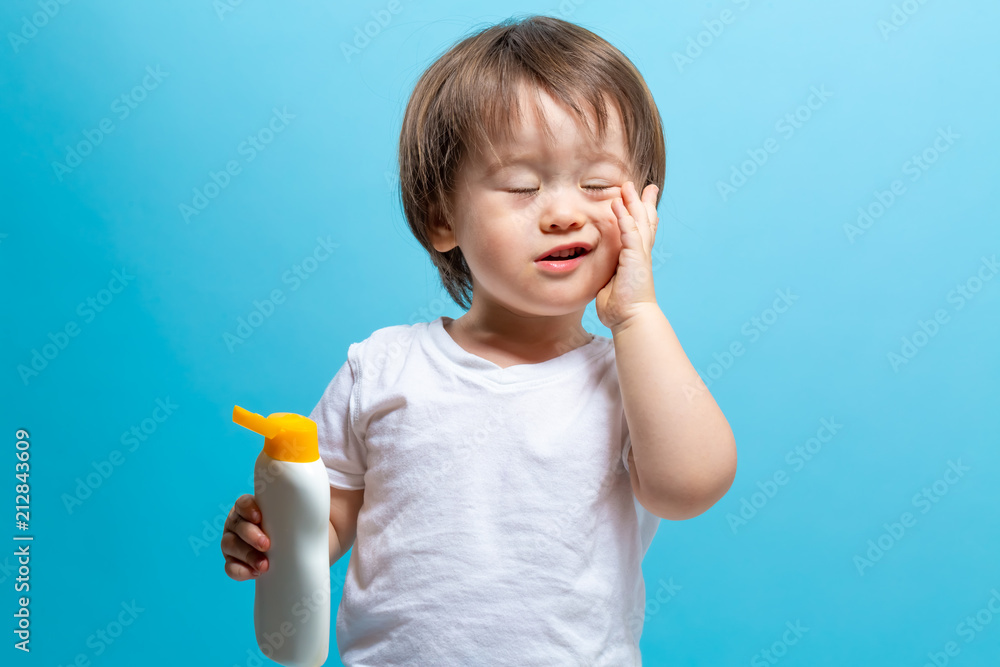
[{"left": 232, "top": 405, "right": 330, "bottom": 667}]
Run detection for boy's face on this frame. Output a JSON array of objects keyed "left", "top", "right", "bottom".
[{"left": 431, "top": 85, "right": 635, "bottom": 320}]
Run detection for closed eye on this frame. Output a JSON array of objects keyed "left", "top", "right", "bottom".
[{"left": 506, "top": 185, "right": 614, "bottom": 195}]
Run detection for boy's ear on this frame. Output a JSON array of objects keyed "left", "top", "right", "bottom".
[{"left": 427, "top": 202, "right": 458, "bottom": 253}]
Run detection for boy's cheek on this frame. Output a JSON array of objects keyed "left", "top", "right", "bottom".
[
  {"left": 595, "top": 249, "right": 621, "bottom": 283},
  {"left": 600, "top": 188, "right": 622, "bottom": 207},
  {"left": 595, "top": 232, "right": 623, "bottom": 263},
  {"left": 596, "top": 209, "right": 620, "bottom": 232}
]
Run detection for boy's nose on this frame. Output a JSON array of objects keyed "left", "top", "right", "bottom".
[
  {"left": 534, "top": 188, "right": 588, "bottom": 230},
  {"left": 540, "top": 210, "right": 585, "bottom": 231}
]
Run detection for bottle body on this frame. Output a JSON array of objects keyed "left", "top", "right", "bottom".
[{"left": 253, "top": 451, "right": 330, "bottom": 667}]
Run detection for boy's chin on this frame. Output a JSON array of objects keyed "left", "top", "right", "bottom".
[{"left": 537, "top": 294, "right": 597, "bottom": 316}]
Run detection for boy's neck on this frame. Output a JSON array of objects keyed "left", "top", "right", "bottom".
[{"left": 443, "top": 310, "right": 594, "bottom": 367}]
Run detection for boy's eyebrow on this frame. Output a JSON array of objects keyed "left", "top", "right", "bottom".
[{"left": 482, "top": 150, "right": 629, "bottom": 177}]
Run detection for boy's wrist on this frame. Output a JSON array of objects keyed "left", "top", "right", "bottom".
[{"left": 610, "top": 302, "right": 663, "bottom": 337}]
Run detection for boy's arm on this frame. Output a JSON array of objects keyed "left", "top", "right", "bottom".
[
  {"left": 329, "top": 486, "right": 364, "bottom": 565},
  {"left": 613, "top": 304, "right": 737, "bottom": 521},
  {"left": 329, "top": 521, "right": 341, "bottom": 566}
]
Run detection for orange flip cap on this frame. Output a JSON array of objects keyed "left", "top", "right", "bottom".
[{"left": 233, "top": 405, "right": 319, "bottom": 463}]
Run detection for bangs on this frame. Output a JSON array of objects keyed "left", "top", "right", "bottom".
[
  {"left": 461, "top": 73, "right": 618, "bottom": 171},
  {"left": 436, "top": 20, "right": 641, "bottom": 177}
]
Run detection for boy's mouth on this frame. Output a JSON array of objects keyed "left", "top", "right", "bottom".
[{"left": 535, "top": 243, "right": 592, "bottom": 262}]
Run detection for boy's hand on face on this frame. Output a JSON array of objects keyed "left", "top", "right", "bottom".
[{"left": 596, "top": 180, "right": 660, "bottom": 333}]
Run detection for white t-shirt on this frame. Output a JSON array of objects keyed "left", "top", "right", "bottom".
[{"left": 309, "top": 316, "right": 660, "bottom": 666}]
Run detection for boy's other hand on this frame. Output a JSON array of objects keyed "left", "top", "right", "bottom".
[{"left": 220, "top": 493, "right": 271, "bottom": 581}]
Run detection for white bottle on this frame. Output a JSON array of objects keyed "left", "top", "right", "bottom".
[{"left": 233, "top": 405, "right": 330, "bottom": 667}]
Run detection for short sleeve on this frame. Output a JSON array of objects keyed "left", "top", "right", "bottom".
[{"left": 309, "top": 357, "right": 367, "bottom": 490}]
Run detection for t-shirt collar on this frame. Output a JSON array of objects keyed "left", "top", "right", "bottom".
[{"left": 425, "top": 315, "right": 606, "bottom": 385}]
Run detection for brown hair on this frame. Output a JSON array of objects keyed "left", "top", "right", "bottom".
[{"left": 398, "top": 14, "right": 666, "bottom": 310}]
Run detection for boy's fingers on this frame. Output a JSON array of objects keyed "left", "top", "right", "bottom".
[
  {"left": 228, "top": 497, "right": 269, "bottom": 550},
  {"left": 221, "top": 532, "right": 269, "bottom": 572},
  {"left": 236, "top": 494, "right": 261, "bottom": 522},
  {"left": 227, "top": 510, "right": 270, "bottom": 551},
  {"left": 240, "top": 521, "right": 270, "bottom": 551},
  {"left": 223, "top": 554, "right": 258, "bottom": 581}
]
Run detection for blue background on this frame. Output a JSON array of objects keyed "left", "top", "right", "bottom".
[{"left": 3, "top": 1, "right": 999, "bottom": 665}]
